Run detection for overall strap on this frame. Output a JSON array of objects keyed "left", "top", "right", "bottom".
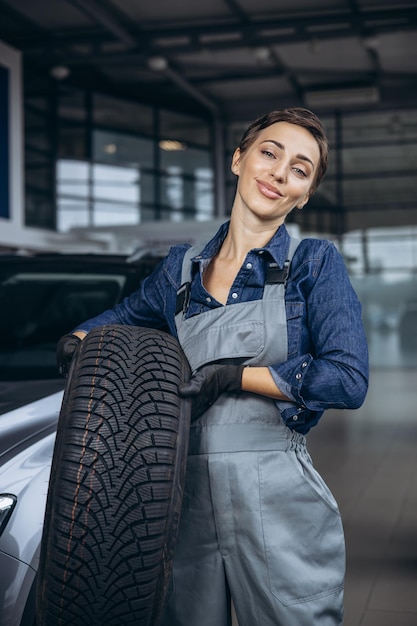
[
  {"left": 265, "top": 237, "right": 301, "bottom": 284},
  {"left": 175, "top": 245, "right": 201, "bottom": 316},
  {"left": 180, "top": 245, "right": 200, "bottom": 284},
  {"left": 175, "top": 237, "right": 302, "bottom": 314}
]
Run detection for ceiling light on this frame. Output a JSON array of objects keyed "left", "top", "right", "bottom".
[
  {"left": 148, "top": 56, "right": 168, "bottom": 71},
  {"left": 254, "top": 47, "right": 271, "bottom": 62},
  {"left": 159, "top": 140, "right": 187, "bottom": 151},
  {"left": 104, "top": 143, "right": 117, "bottom": 154},
  {"left": 50, "top": 65, "right": 70, "bottom": 80}
]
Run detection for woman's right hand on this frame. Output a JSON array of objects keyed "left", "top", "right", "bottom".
[
  {"left": 56, "top": 332, "right": 85, "bottom": 377},
  {"left": 178, "top": 363, "right": 245, "bottom": 420}
]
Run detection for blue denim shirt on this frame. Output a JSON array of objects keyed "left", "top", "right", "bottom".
[{"left": 75, "top": 222, "right": 369, "bottom": 434}]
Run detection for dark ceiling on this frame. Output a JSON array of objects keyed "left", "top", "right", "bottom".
[{"left": 1, "top": 0, "right": 417, "bottom": 122}]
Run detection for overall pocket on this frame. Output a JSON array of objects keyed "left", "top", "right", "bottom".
[{"left": 259, "top": 449, "right": 345, "bottom": 606}]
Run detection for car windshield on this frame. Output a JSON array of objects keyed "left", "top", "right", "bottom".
[{"left": 0, "top": 270, "right": 127, "bottom": 380}]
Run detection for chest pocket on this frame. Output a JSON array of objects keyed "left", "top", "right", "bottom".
[
  {"left": 286, "top": 302, "right": 304, "bottom": 357},
  {"left": 178, "top": 302, "right": 265, "bottom": 373}
]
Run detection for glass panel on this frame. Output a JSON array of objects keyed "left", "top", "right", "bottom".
[
  {"left": 159, "top": 109, "right": 210, "bottom": 145},
  {"left": 158, "top": 143, "right": 214, "bottom": 220},
  {"left": 226, "top": 122, "right": 248, "bottom": 152},
  {"left": 159, "top": 167, "right": 214, "bottom": 221},
  {"left": 59, "top": 88, "right": 87, "bottom": 122},
  {"left": 25, "top": 193, "right": 55, "bottom": 230},
  {"left": 343, "top": 175, "right": 417, "bottom": 207},
  {"left": 342, "top": 227, "right": 417, "bottom": 369},
  {"left": 93, "top": 202, "right": 139, "bottom": 226},
  {"left": 342, "top": 110, "right": 417, "bottom": 144},
  {"left": 92, "top": 164, "right": 140, "bottom": 225},
  {"left": 57, "top": 160, "right": 89, "bottom": 198},
  {"left": 93, "top": 164, "right": 139, "bottom": 202},
  {"left": 93, "top": 129, "right": 154, "bottom": 169},
  {"left": 139, "top": 171, "right": 155, "bottom": 207},
  {"left": 56, "top": 160, "right": 90, "bottom": 232},
  {"left": 94, "top": 94, "right": 154, "bottom": 135},
  {"left": 58, "top": 127, "right": 87, "bottom": 160},
  {"left": 56, "top": 199, "right": 90, "bottom": 233},
  {"left": 25, "top": 166, "right": 53, "bottom": 192},
  {"left": 343, "top": 143, "right": 417, "bottom": 175},
  {"left": 195, "top": 168, "right": 214, "bottom": 220},
  {"left": 25, "top": 130, "right": 50, "bottom": 153},
  {"left": 159, "top": 144, "right": 211, "bottom": 174},
  {"left": 161, "top": 166, "right": 184, "bottom": 210},
  {"left": 321, "top": 115, "right": 336, "bottom": 146},
  {"left": 24, "top": 95, "right": 55, "bottom": 229}
]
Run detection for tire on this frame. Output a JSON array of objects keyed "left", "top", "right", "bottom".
[{"left": 36, "top": 325, "right": 191, "bottom": 626}]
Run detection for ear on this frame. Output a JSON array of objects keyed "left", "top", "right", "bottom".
[
  {"left": 297, "top": 189, "right": 312, "bottom": 209},
  {"left": 231, "top": 148, "right": 241, "bottom": 175}
]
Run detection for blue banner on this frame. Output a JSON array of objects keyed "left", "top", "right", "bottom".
[{"left": 0, "top": 64, "right": 9, "bottom": 219}]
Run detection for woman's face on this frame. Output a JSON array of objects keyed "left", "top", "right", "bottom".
[{"left": 231, "top": 121, "right": 320, "bottom": 226}]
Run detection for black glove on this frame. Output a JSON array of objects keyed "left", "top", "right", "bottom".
[
  {"left": 56, "top": 334, "right": 81, "bottom": 377},
  {"left": 179, "top": 363, "right": 245, "bottom": 421}
]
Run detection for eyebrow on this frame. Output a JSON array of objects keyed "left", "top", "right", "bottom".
[{"left": 262, "top": 140, "right": 315, "bottom": 168}]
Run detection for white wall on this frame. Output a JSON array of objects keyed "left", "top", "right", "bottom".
[{"left": 0, "top": 39, "right": 24, "bottom": 246}]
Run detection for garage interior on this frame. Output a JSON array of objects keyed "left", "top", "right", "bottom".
[{"left": 1, "top": 0, "right": 417, "bottom": 624}]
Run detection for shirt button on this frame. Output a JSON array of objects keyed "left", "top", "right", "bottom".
[
  {"left": 231, "top": 292, "right": 238, "bottom": 299},
  {"left": 302, "top": 361, "right": 308, "bottom": 368},
  {"left": 292, "top": 415, "right": 299, "bottom": 421},
  {"left": 295, "top": 373, "right": 302, "bottom": 380},
  {"left": 246, "top": 262, "right": 253, "bottom": 269},
  {"left": 206, "top": 296, "right": 211, "bottom": 303}
]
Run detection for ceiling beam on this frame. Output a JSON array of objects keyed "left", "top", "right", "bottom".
[
  {"left": 9, "top": 6, "right": 417, "bottom": 58},
  {"left": 64, "top": 0, "right": 137, "bottom": 48}
]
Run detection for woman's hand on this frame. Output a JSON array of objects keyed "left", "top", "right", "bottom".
[
  {"left": 242, "top": 366, "right": 290, "bottom": 400},
  {"left": 179, "top": 364, "right": 291, "bottom": 420},
  {"left": 179, "top": 364, "right": 245, "bottom": 420},
  {"left": 56, "top": 331, "right": 86, "bottom": 377}
]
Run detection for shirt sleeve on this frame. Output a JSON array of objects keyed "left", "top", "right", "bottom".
[{"left": 268, "top": 242, "right": 369, "bottom": 429}]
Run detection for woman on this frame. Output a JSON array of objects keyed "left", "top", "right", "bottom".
[{"left": 58, "top": 107, "right": 368, "bottom": 625}]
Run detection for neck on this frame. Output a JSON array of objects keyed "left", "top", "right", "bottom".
[{"left": 219, "top": 212, "right": 283, "bottom": 262}]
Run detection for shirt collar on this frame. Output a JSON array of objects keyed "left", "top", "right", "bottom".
[{"left": 191, "top": 220, "right": 292, "bottom": 268}]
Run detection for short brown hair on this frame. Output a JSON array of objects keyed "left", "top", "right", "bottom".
[{"left": 237, "top": 107, "right": 328, "bottom": 194}]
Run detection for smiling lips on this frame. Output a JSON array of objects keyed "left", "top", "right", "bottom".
[{"left": 256, "top": 179, "right": 283, "bottom": 199}]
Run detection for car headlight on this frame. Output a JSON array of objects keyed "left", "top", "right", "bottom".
[{"left": 0, "top": 494, "right": 17, "bottom": 536}]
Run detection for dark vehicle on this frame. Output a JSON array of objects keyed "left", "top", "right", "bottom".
[{"left": 0, "top": 250, "right": 164, "bottom": 626}]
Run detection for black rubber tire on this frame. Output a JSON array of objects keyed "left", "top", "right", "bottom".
[{"left": 36, "top": 325, "right": 191, "bottom": 626}]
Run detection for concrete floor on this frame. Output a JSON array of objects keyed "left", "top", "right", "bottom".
[
  {"left": 232, "top": 366, "right": 417, "bottom": 625},
  {"left": 308, "top": 367, "right": 417, "bottom": 626}
]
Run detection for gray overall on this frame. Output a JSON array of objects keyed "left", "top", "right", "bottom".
[{"left": 160, "top": 239, "right": 345, "bottom": 626}]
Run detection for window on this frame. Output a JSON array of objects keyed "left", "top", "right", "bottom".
[{"left": 57, "top": 160, "right": 141, "bottom": 232}]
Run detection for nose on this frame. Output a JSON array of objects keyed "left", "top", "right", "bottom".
[{"left": 270, "top": 159, "right": 287, "bottom": 182}]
